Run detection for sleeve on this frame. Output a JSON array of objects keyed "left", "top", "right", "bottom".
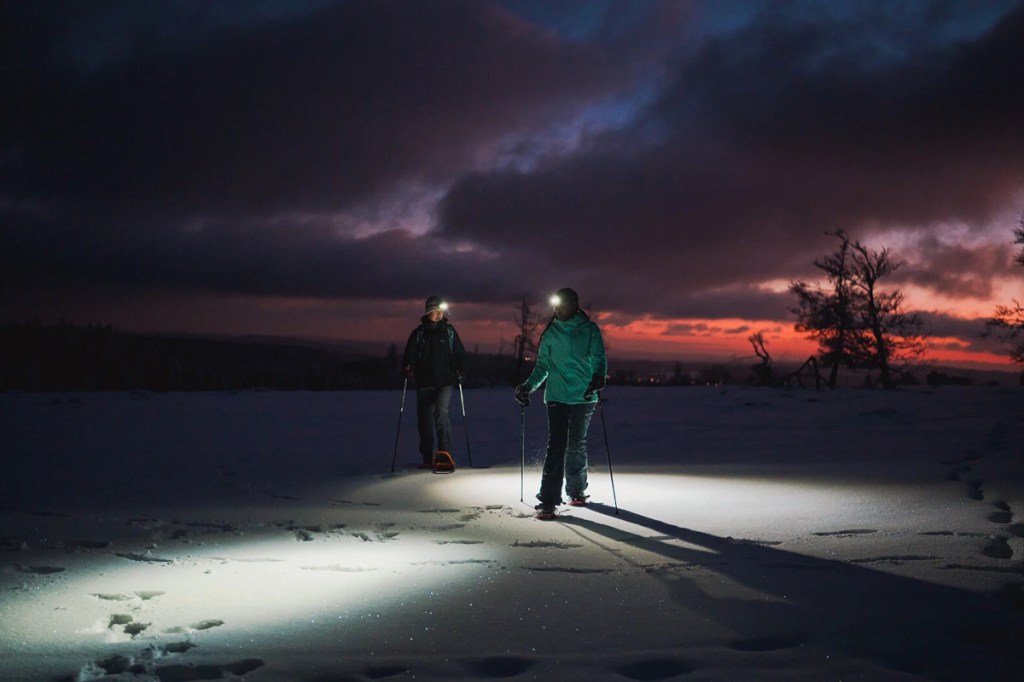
[
  {"left": 450, "top": 325, "right": 466, "bottom": 370},
  {"left": 523, "top": 332, "right": 551, "bottom": 391},
  {"left": 590, "top": 322, "right": 608, "bottom": 378},
  {"left": 402, "top": 329, "right": 419, "bottom": 369}
]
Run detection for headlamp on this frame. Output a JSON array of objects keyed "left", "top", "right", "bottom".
[
  {"left": 439, "top": 302, "right": 449, "bottom": 311},
  {"left": 550, "top": 295, "right": 561, "bottom": 307}
]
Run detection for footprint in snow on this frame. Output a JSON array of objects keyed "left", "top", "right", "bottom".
[
  {"left": 966, "top": 480, "right": 985, "bottom": 501},
  {"left": 614, "top": 656, "right": 697, "bottom": 680},
  {"left": 989, "top": 500, "right": 1013, "bottom": 524},
  {"left": 511, "top": 540, "right": 583, "bottom": 549},
  {"left": 981, "top": 536, "right": 1013, "bottom": 560},
  {"left": 91, "top": 591, "right": 165, "bottom": 602},
  {"left": 812, "top": 529, "right": 877, "bottom": 537},
  {"left": 68, "top": 539, "right": 110, "bottom": 550},
  {"left": 464, "top": 655, "right": 535, "bottom": 677},
  {"left": 730, "top": 635, "right": 805, "bottom": 652},
  {"left": 116, "top": 552, "right": 174, "bottom": 564},
  {"left": 190, "top": 619, "right": 224, "bottom": 631},
  {"left": 850, "top": 555, "right": 939, "bottom": 564},
  {"left": 108, "top": 614, "right": 150, "bottom": 638},
  {"left": 16, "top": 564, "right": 65, "bottom": 574},
  {"left": 363, "top": 664, "right": 409, "bottom": 678},
  {"left": 152, "top": 659, "right": 264, "bottom": 681},
  {"left": 522, "top": 566, "right": 613, "bottom": 574}
]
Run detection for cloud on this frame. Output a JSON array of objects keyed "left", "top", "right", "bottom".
[
  {"left": 897, "top": 236, "right": 1018, "bottom": 299},
  {"left": 1, "top": 0, "right": 638, "bottom": 304},
  {"left": 437, "top": 2, "right": 1024, "bottom": 313},
  {"left": 2, "top": 0, "right": 1023, "bottom": 369},
  {"left": 3, "top": 0, "right": 631, "bottom": 215},
  {"left": 917, "top": 310, "right": 1008, "bottom": 355}
]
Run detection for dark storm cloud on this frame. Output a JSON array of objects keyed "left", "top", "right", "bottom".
[
  {"left": 3, "top": 0, "right": 624, "bottom": 215},
  {"left": 1, "top": 0, "right": 635, "bottom": 305},
  {"left": 897, "top": 237, "right": 1017, "bottom": 299},
  {"left": 3, "top": 0, "right": 1023, "bottom": 351},
  {"left": 439, "top": 2, "right": 1024, "bottom": 317},
  {"left": 917, "top": 310, "right": 1007, "bottom": 356}
]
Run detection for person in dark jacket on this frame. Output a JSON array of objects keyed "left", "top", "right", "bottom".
[
  {"left": 515, "top": 287, "right": 607, "bottom": 516},
  {"left": 402, "top": 296, "right": 466, "bottom": 469}
]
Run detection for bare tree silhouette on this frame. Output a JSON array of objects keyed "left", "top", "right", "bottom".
[
  {"left": 791, "top": 231, "right": 926, "bottom": 388},
  {"left": 986, "top": 214, "right": 1024, "bottom": 369}
]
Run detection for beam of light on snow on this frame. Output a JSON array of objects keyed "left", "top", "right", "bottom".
[
  {"left": 1, "top": 464, "right": 966, "bottom": 664},
  {"left": 1, "top": 524, "right": 497, "bottom": 654}
]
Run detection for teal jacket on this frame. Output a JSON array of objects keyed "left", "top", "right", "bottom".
[{"left": 523, "top": 312, "right": 607, "bottom": 404}]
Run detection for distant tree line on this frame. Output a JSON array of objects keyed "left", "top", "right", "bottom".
[
  {"left": 986, "top": 215, "right": 1024, "bottom": 370},
  {"left": 7, "top": 216, "right": 1022, "bottom": 392},
  {"left": 0, "top": 321, "right": 519, "bottom": 392}
]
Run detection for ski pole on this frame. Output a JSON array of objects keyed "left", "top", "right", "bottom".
[
  {"left": 390, "top": 377, "right": 408, "bottom": 473},
  {"left": 458, "top": 382, "right": 473, "bottom": 467},
  {"left": 598, "top": 395, "right": 619, "bottom": 515},
  {"left": 519, "top": 403, "right": 526, "bottom": 503}
]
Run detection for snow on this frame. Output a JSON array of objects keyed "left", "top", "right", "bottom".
[{"left": 1, "top": 385, "right": 1022, "bottom": 681}]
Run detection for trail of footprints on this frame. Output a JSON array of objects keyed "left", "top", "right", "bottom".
[
  {"left": 938, "top": 423, "right": 1024, "bottom": 614},
  {"left": 9, "top": 467, "right": 1019, "bottom": 681},
  {"left": 63, "top": 590, "right": 257, "bottom": 682},
  {"left": 38, "top": 505, "right": 519, "bottom": 681}
]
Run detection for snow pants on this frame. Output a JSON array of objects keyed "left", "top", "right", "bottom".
[
  {"left": 416, "top": 385, "right": 453, "bottom": 462},
  {"left": 537, "top": 401, "right": 596, "bottom": 505}
]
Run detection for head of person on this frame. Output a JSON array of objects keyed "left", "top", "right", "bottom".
[
  {"left": 424, "top": 295, "right": 448, "bottom": 322},
  {"left": 550, "top": 287, "right": 579, "bottom": 321}
]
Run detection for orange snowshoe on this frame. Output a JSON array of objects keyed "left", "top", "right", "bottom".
[{"left": 432, "top": 450, "right": 456, "bottom": 474}]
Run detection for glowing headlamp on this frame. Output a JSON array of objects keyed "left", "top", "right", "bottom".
[
  {"left": 550, "top": 295, "right": 562, "bottom": 307},
  {"left": 439, "top": 302, "right": 449, "bottom": 311}
]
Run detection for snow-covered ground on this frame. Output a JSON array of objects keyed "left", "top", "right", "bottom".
[{"left": 1, "top": 385, "right": 1023, "bottom": 681}]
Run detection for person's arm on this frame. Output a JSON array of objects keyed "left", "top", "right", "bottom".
[
  {"left": 523, "top": 332, "right": 551, "bottom": 391},
  {"left": 450, "top": 326, "right": 466, "bottom": 382},
  {"left": 401, "top": 329, "right": 419, "bottom": 377},
  {"left": 584, "top": 323, "right": 608, "bottom": 398},
  {"left": 590, "top": 322, "right": 607, "bottom": 379}
]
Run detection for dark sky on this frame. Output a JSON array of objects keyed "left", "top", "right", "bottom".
[{"left": 3, "top": 0, "right": 1023, "bottom": 364}]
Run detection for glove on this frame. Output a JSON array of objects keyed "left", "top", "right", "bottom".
[
  {"left": 584, "top": 373, "right": 606, "bottom": 400},
  {"left": 402, "top": 365, "right": 413, "bottom": 378},
  {"left": 514, "top": 383, "right": 531, "bottom": 407},
  {"left": 454, "top": 368, "right": 464, "bottom": 384}
]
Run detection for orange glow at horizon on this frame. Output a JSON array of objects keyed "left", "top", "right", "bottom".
[{"left": 596, "top": 316, "right": 1017, "bottom": 370}]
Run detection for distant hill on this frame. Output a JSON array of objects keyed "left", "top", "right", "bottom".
[
  {"left": 3, "top": 322, "right": 1018, "bottom": 392},
  {"left": 0, "top": 322, "right": 522, "bottom": 392}
]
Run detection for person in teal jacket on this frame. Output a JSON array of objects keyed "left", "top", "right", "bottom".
[{"left": 515, "top": 287, "right": 607, "bottom": 516}]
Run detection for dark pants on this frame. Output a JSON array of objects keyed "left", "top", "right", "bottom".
[
  {"left": 537, "top": 401, "right": 596, "bottom": 506},
  {"left": 416, "top": 385, "right": 453, "bottom": 462}
]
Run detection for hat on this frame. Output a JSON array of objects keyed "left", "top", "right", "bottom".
[
  {"left": 552, "top": 287, "right": 579, "bottom": 309},
  {"left": 424, "top": 296, "right": 445, "bottom": 313}
]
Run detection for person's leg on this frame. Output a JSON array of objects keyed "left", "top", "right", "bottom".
[
  {"left": 564, "top": 402, "right": 596, "bottom": 500},
  {"left": 537, "top": 402, "right": 569, "bottom": 506},
  {"left": 433, "top": 385, "right": 453, "bottom": 453},
  {"left": 415, "top": 388, "right": 436, "bottom": 463}
]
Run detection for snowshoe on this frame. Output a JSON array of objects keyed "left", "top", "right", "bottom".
[
  {"left": 432, "top": 450, "right": 456, "bottom": 474},
  {"left": 534, "top": 503, "right": 558, "bottom": 520},
  {"left": 569, "top": 496, "right": 589, "bottom": 507}
]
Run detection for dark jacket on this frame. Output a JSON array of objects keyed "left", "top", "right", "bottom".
[{"left": 402, "top": 316, "right": 466, "bottom": 388}]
